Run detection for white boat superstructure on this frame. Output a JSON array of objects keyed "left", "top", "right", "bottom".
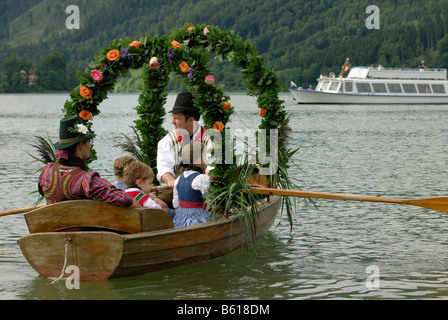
[{"left": 290, "top": 61, "right": 448, "bottom": 104}]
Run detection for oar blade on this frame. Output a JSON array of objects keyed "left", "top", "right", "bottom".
[{"left": 409, "top": 197, "right": 448, "bottom": 213}]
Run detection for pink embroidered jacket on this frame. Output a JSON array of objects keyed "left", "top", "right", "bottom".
[{"left": 38, "top": 163, "right": 134, "bottom": 207}]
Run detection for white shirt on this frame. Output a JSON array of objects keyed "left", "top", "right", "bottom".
[
  {"left": 172, "top": 171, "right": 210, "bottom": 209},
  {"left": 156, "top": 125, "right": 212, "bottom": 183}
]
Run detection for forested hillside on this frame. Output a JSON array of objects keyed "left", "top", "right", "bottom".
[{"left": 1, "top": 0, "right": 448, "bottom": 92}]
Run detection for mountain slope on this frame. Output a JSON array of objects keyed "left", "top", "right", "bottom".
[{"left": 1, "top": 0, "right": 448, "bottom": 91}]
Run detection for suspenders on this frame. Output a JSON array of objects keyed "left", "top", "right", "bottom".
[
  {"left": 167, "top": 127, "right": 209, "bottom": 170},
  {"left": 134, "top": 191, "right": 147, "bottom": 203},
  {"left": 168, "top": 131, "right": 182, "bottom": 166}
]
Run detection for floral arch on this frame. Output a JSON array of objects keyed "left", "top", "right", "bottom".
[{"left": 62, "top": 23, "right": 294, "bottom": 217}]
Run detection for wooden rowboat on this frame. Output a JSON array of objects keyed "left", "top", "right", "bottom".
[{"left": 18, "top": 195, "right": 282, "bottom": 281}]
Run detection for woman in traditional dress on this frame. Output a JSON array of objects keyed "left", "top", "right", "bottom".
[{"left": 38, "top": 115, "right": 140, "bottom": 208}]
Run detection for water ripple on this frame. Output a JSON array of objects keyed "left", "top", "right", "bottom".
[{"left": 2, "top": 94, "right": 448, "bottom": 299}]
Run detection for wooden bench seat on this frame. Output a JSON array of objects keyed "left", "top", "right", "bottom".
[{"left": 24, "top": 200, "right": 173, "bottom": 234}]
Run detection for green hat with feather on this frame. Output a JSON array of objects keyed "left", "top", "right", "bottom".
[{"left": 54, "top": 115, "right": 96, "bottom": 150}]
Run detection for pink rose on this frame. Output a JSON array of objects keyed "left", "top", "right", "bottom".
[
  {"left": 203, "top": 26, "right": 210, "bottom": 36},
  {"left": 91, "top": 70, "right": 102, "bottom": 81},
  {"left": 55, "top": 150, "right": 69, "bottom": 160},
  {"left": 205, "top": 75, "right": 215, "bottom": 85},
  {"left": 150, "top": 57, "right": 159, "bottom": 69}
]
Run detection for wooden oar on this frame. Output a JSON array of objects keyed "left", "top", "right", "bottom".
[
  {"left": 0, "top": 204, "right": 45, "bottom": 217},
  {"left": 0, "top": 185, "right": 171, "bottom": 217},
  {"left": 7, "top": 185, "right": 446, "bottom": 216},
  {"left": 252, "top": 187, "right": 448, "bottom": 214},
  {"left": 150, "top": 185, "right": 170, "bottom": 194}
]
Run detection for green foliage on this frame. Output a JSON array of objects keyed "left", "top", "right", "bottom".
[
  {"left": 1, "top": 51, "right": 77, "bottom": 92},
  {"left": 2, "top": 0, "right": 448, "bottom": 91},
  {"left": 134, "top": 35, "right": 171, "bottom": 173},
  {"left": 1, "top": 54, "right": 32, "bottom": 92},
  {"left": 57, "top": 23, "right": 298, "bottom": 228},
  {"left": 37, "top": 51, "right": 77, "bottom": 91}
]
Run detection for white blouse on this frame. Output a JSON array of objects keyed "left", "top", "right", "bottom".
[{"left": 172, "top": 171, "right": 210, "bottom": 209}]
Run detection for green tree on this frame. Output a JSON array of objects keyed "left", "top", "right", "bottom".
[
  {"left": 37, "top": 52, "right": 69, "bottom": 90},
  {"left": 434, "top": 34, "right": 448, "bottom": 68},
  {"left": 2, "top": 0, "right": 448, "bottom": 91},
  {"left": 1, "top": 54, "right": 32, "bottom": 92}
]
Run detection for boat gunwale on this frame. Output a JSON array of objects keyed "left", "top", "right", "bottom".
[{"left": 122, "top": 195, "right": 281, "bottom": 241}]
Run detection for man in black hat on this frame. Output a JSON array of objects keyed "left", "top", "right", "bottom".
[{"left": 156, "top": 91, "right": 210, "bottom": 209}]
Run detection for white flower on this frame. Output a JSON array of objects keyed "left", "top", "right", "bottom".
[
  {"left": 76, "top": 123, "right": 89, "bottom": 135},
  {"left": 149, "top": 57, "right": 159, "bottom": 69}
]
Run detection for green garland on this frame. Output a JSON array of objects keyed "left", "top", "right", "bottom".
[{"left": 61, "top": 23, "right": 295, "bottom": 219}]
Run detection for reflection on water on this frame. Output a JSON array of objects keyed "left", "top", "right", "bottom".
[{"left": 1, "top": 93, "right": 448, "bottom": 300}]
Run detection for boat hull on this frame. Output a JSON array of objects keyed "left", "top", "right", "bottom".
[
  {"left": 18, "top": 196, "right": 282, "bottom": 280},
  {"left": 290, "top": 89, "right": 448, "bottom": 104},
  {"left": 18, "top": 231, "right": 124, "bottom": 281}
]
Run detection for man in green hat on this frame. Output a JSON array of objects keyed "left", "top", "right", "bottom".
[
  {"left": 155, "top": 91, "right": 211, "bottom": 210},
  {"left": 38, "top": 115, "right": 140, "bottom": 208}
]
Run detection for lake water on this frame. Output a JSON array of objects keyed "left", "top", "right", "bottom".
[{"left": 1, "top": 93, "right": 448, "bottom": 300}]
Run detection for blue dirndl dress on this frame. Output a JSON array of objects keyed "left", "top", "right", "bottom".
[{"left": 173, "top": 172, "right": 214, "bottom": 228}]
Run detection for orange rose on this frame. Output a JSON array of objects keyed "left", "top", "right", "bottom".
[
  {"left": 222, "top": 102, "right": 231, "bottom": 111},
  {"left": 212, "top": 121, "right": 225, "bottom": 132},
  {"left": 130, "top": 41, "right": 140, "bottom": 48},
  {"left": 179, "top": 61, "right": 190, "bottom": 73},
  {"left": 187, "top": 27, "right": 195, "bottom": 31},
  {"left": 79, "top": 110, "right": 91, "bottom": 121},
  {"left": 106, "top": 49, "right": 120, "bottom": 61},
  {"left": 79, "top": 86, "right": 93, "bottom": 99},
  {"left": 259, "top": 107, "right": 267, "bottom": 117},
  {"left": 171, "top": 41, "right": 181, "bottom": 49}
]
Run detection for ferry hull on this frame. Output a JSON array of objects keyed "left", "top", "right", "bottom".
[{"left": 290, "top": 89, "right": 448, "bottom": 104}]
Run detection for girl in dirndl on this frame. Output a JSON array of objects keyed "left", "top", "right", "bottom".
[{"left": 172, "top": 141, "right": 215, "bottom": 228}]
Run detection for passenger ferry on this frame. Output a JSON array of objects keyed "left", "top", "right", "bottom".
[{"left": 289, "top": 59, "right": 448, "bottom": 104}]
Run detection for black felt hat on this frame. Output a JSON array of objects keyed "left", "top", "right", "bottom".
[
  {"left": 54, "top": 115, "right": 96, "bottom": 150},
  {"left": 169, "top": 91, "right": 199, "bottom": 113}
]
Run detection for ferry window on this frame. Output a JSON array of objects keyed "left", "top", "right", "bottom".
[
  {"left": 402, "top": 84, "right": 417, "bottom": 93},
  {"left": 345, "top": 82, "right": 353, "bottom": 92},
  {"left": 432, "top": 84, "right": 446, "bottom": 94},
  {"left": 329, "top": 82, "right": 340, "bottom": 91},
  {"left": 417, "top": 84, "right": 432, "bottom": 94},
  {"left": 356, "top": 83, "right": 372, "bottom": 93},
  {"left": 387, "top": 83, "right": 402, "bottom": 93},
  {"left": 372, "top": 83, "right": 387, "bottom": 93},
  {"left": 321, "top": 81, "right": 330, "bottom": 91}
]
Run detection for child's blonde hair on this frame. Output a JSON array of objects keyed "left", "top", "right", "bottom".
[
  {"left": 123, "top": 161, "right": 155, "bottom": 189},
  {"left": 180, "top": 141, "right": 206, "bottom": 172},
  {"left": 113, "top": 155, "right": 137, "bottom": 177}
]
